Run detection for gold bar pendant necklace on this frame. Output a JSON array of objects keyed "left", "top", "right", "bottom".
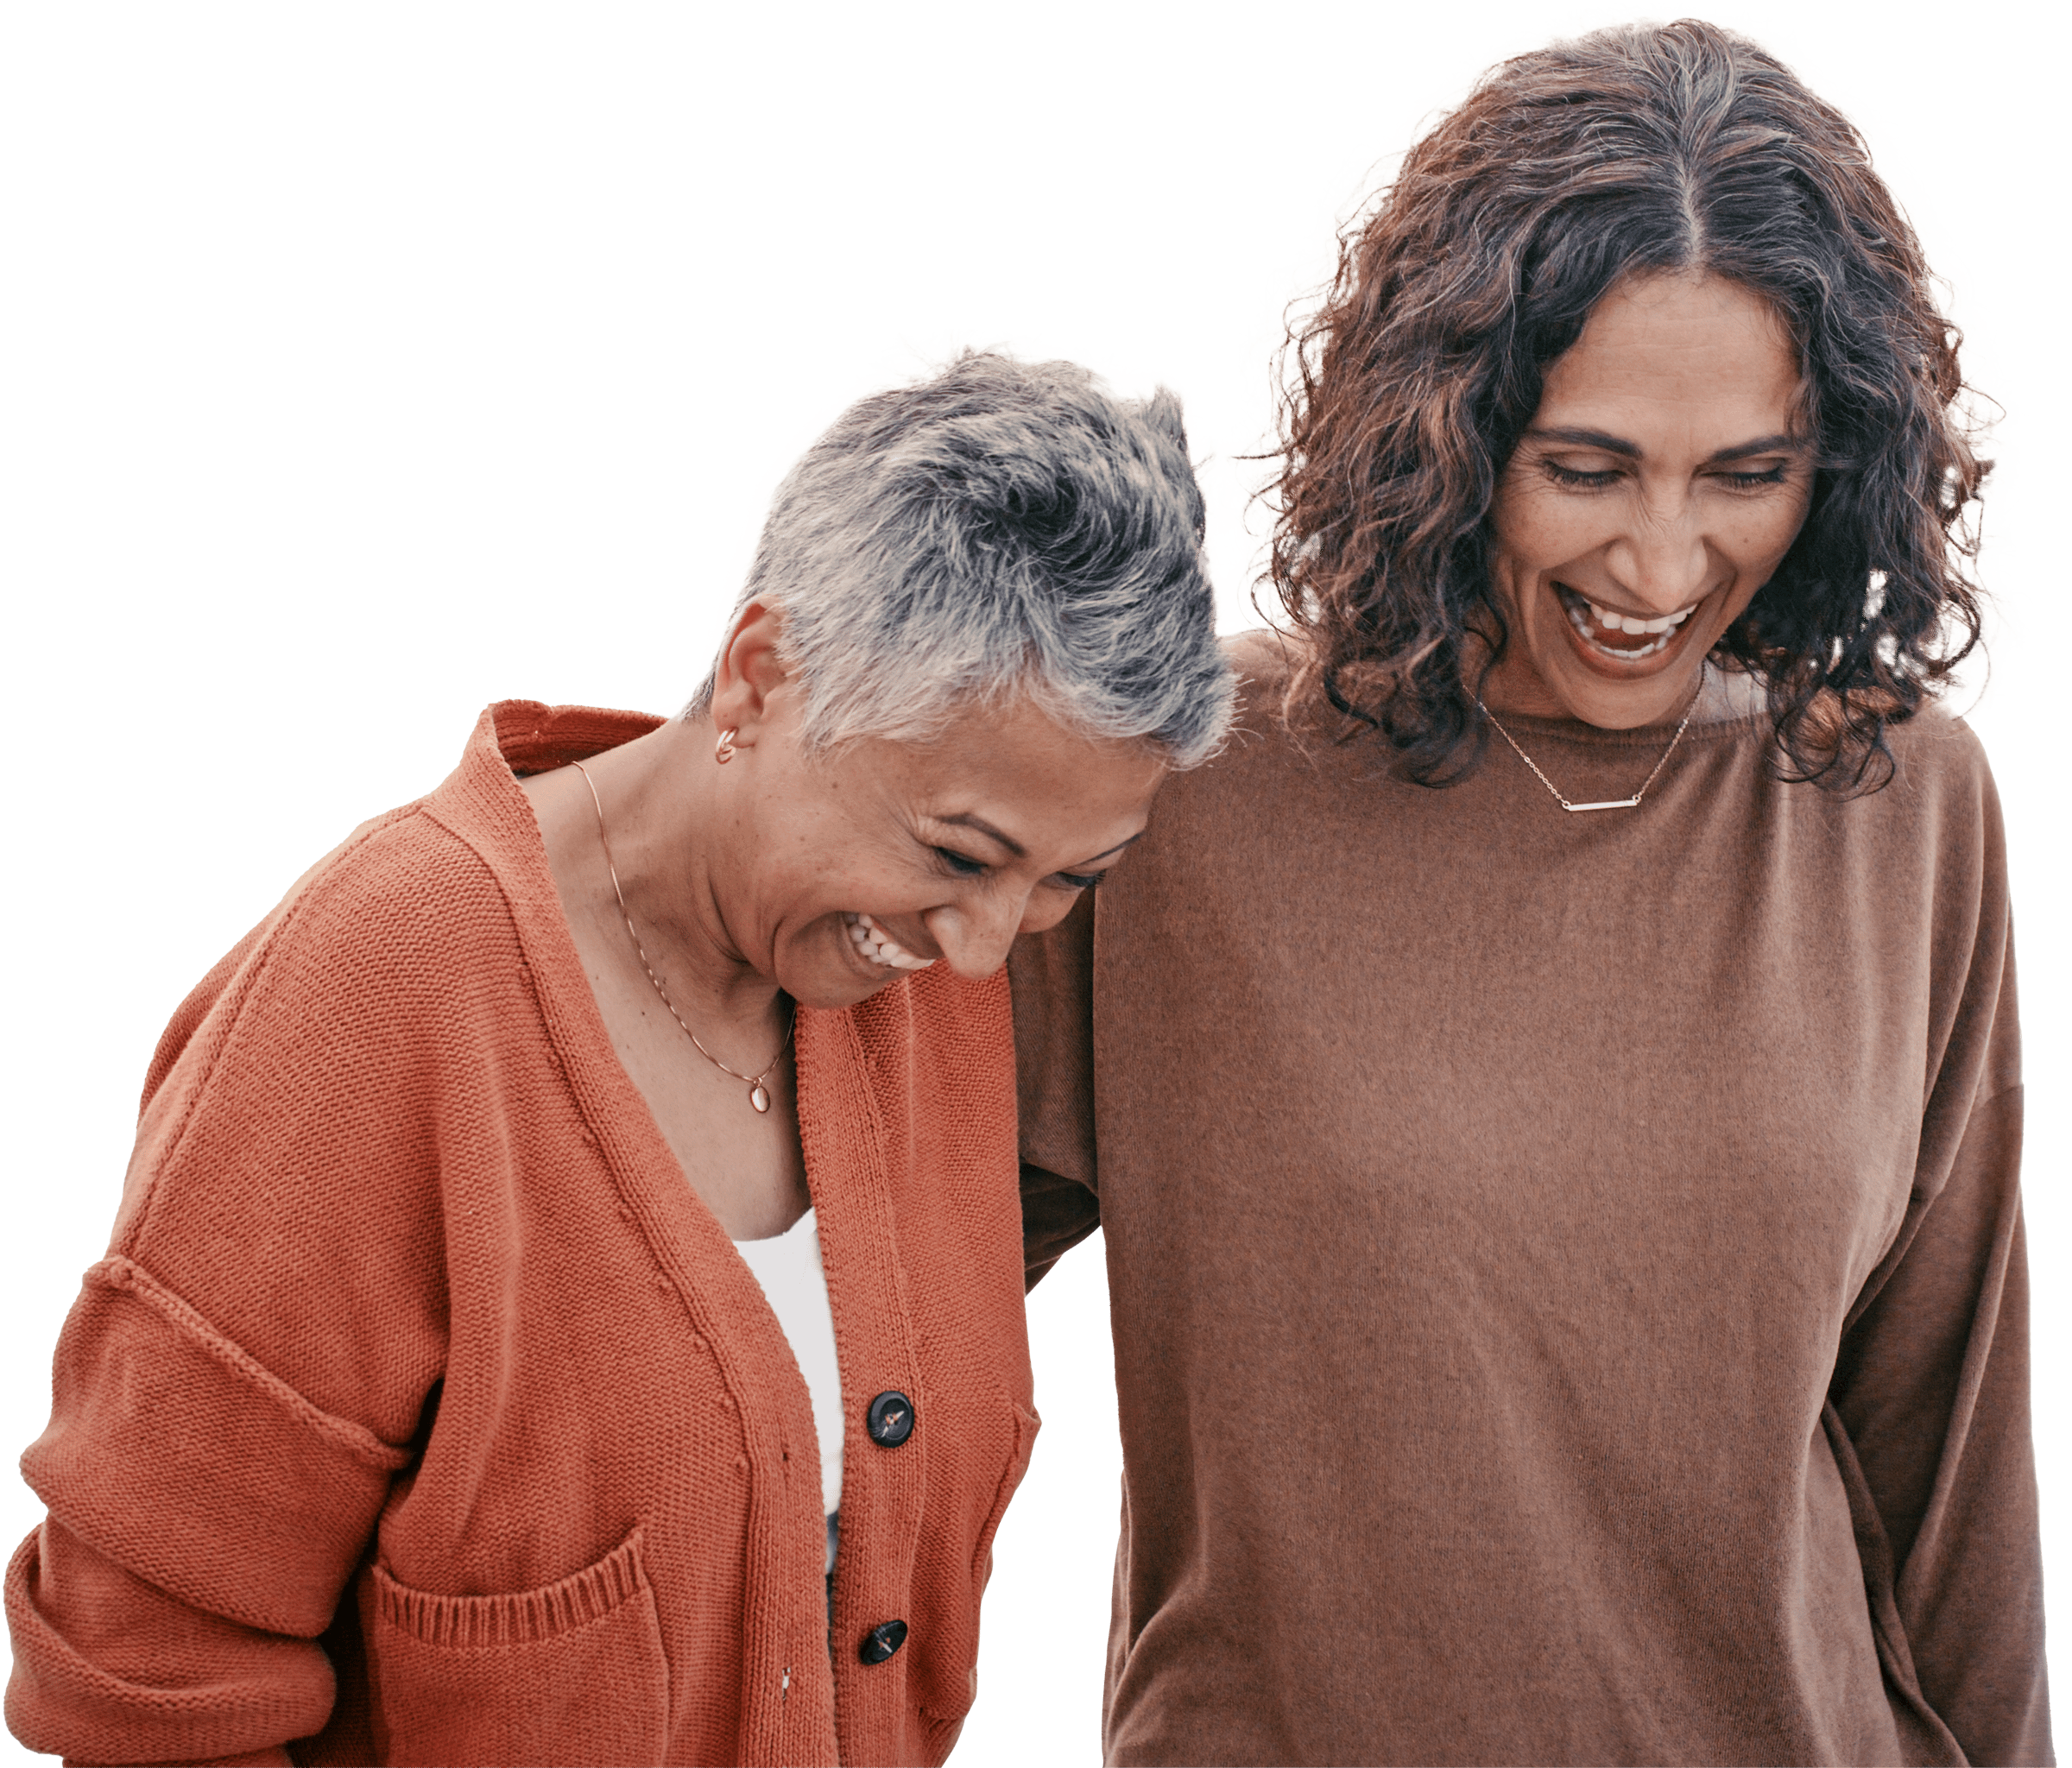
[{"left": 1478, "top": 667, "right": 1702, "bottom": 813}]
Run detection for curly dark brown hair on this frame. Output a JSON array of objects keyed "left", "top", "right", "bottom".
[{"left": 1271, "top": 18, "right": 1986, "bottom": 791}]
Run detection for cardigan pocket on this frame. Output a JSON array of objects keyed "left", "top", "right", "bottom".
[
  {"left": 972, "top": 1400, "right": 1041, "bottom": 1594},
  {"left": 361, "top": 1528, "right": 668, "bottom": 1767},
  {"left": 920, "top": 1399, "right": 1041, "bottom": 1744}
]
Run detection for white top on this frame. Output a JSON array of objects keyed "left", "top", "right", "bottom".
[{"left": 733, "top": 1207, "right": 843, "bottom": 1567}]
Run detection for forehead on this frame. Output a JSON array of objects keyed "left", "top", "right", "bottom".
[
  {"left": 1540, "top": 273, "right": 1800, "bottom": 428},
  {"left": 848, "top": 692, "right": 1166, "bottom": 827}
]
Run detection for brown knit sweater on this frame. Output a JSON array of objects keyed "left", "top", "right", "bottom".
[
  {"left": 1011, "top": 634, "right": 2046, "bottom": 1766},
  {"left": 6, "top": 702, "right": 1039, "bottom": 1767}
]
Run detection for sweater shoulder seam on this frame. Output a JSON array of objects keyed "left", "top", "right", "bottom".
[{"left": 85, "top": 1254, "right": 414, "bottom": 1471}]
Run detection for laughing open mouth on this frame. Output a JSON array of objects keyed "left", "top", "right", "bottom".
[
  {"left": 843, "top": 912, "right": 933, "bottom": 971},
  {"left": 1554, "top": 584, "right": 1697, "bottom": 661}
]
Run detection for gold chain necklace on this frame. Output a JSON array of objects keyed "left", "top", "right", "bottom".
[
  {"left": 1478, "top": 668, "right": 1703, "bottom": 813},
  {"left": 572, "top": 761, "right": 795, "bottom": 1113}
]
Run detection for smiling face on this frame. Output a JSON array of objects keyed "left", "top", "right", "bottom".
[
  {"left": 1482, "top": 272, "right": 1815, "bottom": 727},
  {"left": 716, "top": 679, "right": 1166, "bottom": 1011}
]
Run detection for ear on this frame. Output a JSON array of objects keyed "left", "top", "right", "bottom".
[{"left": 707, "top": 600, "right": 793, "bottom": 747}]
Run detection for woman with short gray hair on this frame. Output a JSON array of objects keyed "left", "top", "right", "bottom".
[
  {"left": 6, "top": 351, "right": 1229, "bottom": 1766},
  {"left": 709, "top": 354, "right": 1229, "bottom": 763}
]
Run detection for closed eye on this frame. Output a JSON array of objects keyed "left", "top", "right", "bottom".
[
  {"left": 1545, "top": 460, "right": 1795, "bottom": 491},
  {"left": 933, "top": 843, "right": 1105, "bottom": 887},
  {"left": 1543, "top": 461, "right": 1622, "bottom": 489}
]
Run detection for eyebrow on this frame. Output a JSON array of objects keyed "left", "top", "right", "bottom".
[
  {"left": 1074, "top": 830, "right": 1147, "bottom": 867},
  {"left": 938, "top": 812, "right": 1147, "bottom": 868},
  {"left": 1525, "top": 426, "right": 1805, "bottom": 464},
  {"left": 938, "top": 812, "right": 1027, "bottom": 859}
]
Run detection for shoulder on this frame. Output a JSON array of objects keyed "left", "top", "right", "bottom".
[
  {"left": 1867, "top": 702, "right": 2006, "bottom": 896},
  {"left": 1147, "top": 629, "right": 1337, "bottom": 830},
  {"left": 1785, "top": 698, "right": 2003, "bottom": 861},
  {"left": 117, "top": 793, "right": 556, "bottom": 1293},
  {"left": 1222, "top": 626, "right": 1302, "bottom": 709},
  {"left": 239, "top": 807, "right": 521, "bottom": 1018},
  {"left": 142, "top": 805, "right": 531, "bottom": 1132},
  {"left": 1884, "top": 698, "right": 1994, "bottom": 792},
  {"left": 1709, "top": 666, "right": 1995, "bottom": 803},
  {"left": 1694, "top": 669, "right": 1997, "bottom": 824}
]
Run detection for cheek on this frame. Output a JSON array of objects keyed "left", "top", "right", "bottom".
[
  {"left": 1733, "top": 496, "right": 1813, "bottom": 570},
  {"left": 1689, "top": 497, "right": 1809, "bottom": 632},
  {"left": 1490, "top": 486, "right": 1601, "bottom": 589},
  {"left": 1014, "top": 889, "right": 1082, "bottom": 938}
]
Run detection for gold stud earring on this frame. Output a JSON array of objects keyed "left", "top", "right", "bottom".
[{"left": 714, "top": 727, "right": 738, "bottom": 765}]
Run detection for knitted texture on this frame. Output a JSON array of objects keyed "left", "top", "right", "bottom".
[
  {"left": 1011, "top": 634, "right": 2045, "bottom": 1766},
  {"left": 7, "top": 702, "right": 1035, "bottom": 1767}
]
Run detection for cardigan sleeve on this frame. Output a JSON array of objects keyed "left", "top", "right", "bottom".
[
  {"left": 6, "top": 819, "right": 460, "bottom": 1765},
  {"left": 1009, "top": 891, "right": 1103, "bottom": 1292},
  {"left": 5, "top": 1252, "right": 417, "bottom": 1765},
  {"left": 1827, "top": 769, "right": 2050, "bottom": 1765}
]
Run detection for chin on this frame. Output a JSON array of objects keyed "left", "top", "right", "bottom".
[
  {"left": 782, "top": 968, "right": 891, "bottom": 1012},
  {"left": 777, "top": 927, "right": 906, "bottom": 1012},
  {"left": 1551, "top": 666, "right": 1704, "bottom": 729}
]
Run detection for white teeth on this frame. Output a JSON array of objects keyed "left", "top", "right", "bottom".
[
  {"left": 842, "top": 912, "right": 934, "bottom": 972},
  {"left": 1561, "top": 589, "right": 1697, "bottom": 661},
  {"left": 1581, "top": 595, "right": 1699, "bottom": 628},
  {"left": 1561, "top": 597, "right": 1669, "bottom": 660}
]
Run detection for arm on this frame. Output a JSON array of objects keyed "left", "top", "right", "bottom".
[
  {"left": 5, "top": 1268, "right": 407, "bottom": 1765},
  {"left": 1009, "top": 891, "right": 1102, "bottom": 1291},
  {"left": 9, "top": 1519, "right": 328, "bottom": 1768},
  {"left": 1828, "top": 835, "right": 2049, "bottom": 1762},
  {"left": 6, "top": 833, "right": 452, "bottom": 1765}
]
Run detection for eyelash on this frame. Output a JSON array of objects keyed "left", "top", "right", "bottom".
[
  {"left": 932, "top": 847, "right": 1105, "bottom": 892},
  {"left": 1542, "top": 462, "right": 1791, "bottom": 489}
]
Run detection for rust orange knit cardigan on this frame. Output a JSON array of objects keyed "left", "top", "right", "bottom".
[{"left": 6, "top": 703, "right": 1039, "bottom": 1767}]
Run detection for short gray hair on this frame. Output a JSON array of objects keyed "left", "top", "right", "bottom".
[{"left": 695, "top": 351, "right": 1234, "bottom": 767}]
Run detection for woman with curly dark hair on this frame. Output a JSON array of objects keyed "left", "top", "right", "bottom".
[{"left": 1012, "top": 20, "right": 2045, "bottom": 1766}]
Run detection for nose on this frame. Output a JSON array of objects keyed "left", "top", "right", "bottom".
[
  {"left": 921, "top": 891, "right": 1028, "bottom": 980},
  {"left": 1604, "top": 504, "right": 1712, "bottom": 613}
]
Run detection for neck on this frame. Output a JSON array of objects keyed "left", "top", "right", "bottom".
[
  {"left": 1469, "top": 633, "right": 1570, "bottom": 718},
  {"left": 552, "top": 717, "right": 785, "bottom": 1032},
  {"left": 1470, "top": 640, "right": 1712, "bottom": 726}
]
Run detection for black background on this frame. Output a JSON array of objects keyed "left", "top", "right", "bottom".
[{"left": 12, "top": 16, "right": 2055, "bottom": 1765}]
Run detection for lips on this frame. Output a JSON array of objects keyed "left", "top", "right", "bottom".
[{"left": 1553, "top": 584, "right": 1698, "bottom": 662}]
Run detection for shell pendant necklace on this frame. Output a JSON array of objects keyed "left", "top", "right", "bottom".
[{"left": 572, "top": 761, "right": 794, "bottom": 1113}]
